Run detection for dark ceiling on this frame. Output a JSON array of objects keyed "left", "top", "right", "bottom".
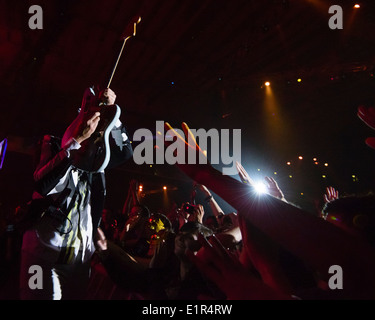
[{"left": 1, "top": 0, "right": 375, "bottom": 211}]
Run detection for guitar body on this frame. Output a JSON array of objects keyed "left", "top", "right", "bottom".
[{"left": 62, "top": 87, "right": 121, "bottom": 173}]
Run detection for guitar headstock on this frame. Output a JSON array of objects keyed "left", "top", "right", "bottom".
[{"left": 121, "top": 16, "right": 142, "bottom": 41}]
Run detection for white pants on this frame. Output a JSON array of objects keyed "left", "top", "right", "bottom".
[{"left": 19, "top": 231, "right": 91, "bottom": 300}]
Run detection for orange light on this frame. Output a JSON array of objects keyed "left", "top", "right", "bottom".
[
  {"left": 354, "top": 4, "right": 360, "bottom": 8},
  {"left": 286, "top": 161, "right": 291, "bottom": 166},
  {"left": 264, "top": 81, "right": 271, "bottom": 87},
  {"left": 163, "top": 186, "right": 167, "bottom": 190},
  {"left": 324, "top": 163, "right": 328, "bottom": 167},
  {"left": 298, "top": 156, "right": 303, "bottom": 160}
]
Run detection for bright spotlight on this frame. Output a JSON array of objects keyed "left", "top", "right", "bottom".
[
  {"left": 254, "top": 181, "right": 267, "bottom": 195},
  {"left": 264, "top": 81, "right": 271, "bottom": 87}
]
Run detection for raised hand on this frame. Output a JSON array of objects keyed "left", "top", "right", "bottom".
[
  {"left": 323, "top": 186, "right": 339, "bottom": 203},
  {"left": 264, "top": 176, "right": 286, "bottom": 201},
  {"left": 236, "top": 161, "right": 286, "bottom": 201},
  {"left": 75, "top": 112, "right": 101, "bottom": 144}
]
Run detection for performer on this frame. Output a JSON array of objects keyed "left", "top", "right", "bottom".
[{"left": 19, "top": 88, "right": 133, "bottom": 299}]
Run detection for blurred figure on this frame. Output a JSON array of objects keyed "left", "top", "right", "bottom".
[
  {"left": 119, "top": 205, "right": 151, "bottom": 258},
  {"left": 100, "top": 208, "right": 118, "bottom": 241}
]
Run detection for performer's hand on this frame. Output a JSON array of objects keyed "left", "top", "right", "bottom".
[
  {"left": 99, "top": 88, "right": 116, "bottom": 105},
  {"left": 75, "top": 112, "right": 100, "bottom": 144}
]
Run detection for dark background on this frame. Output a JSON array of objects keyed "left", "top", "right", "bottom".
[{"left": 1, "top": 0, "right": 375, "bottom": 219}]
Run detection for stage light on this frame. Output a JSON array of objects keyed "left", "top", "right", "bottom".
[
  {"left": 264, "top": 81, "right": 271, "bottom": 87},
  {"left": 354, "top": 4, "right": 360, "bottom": 9},
  {"left": 314, "top": 161, "right": 319, "bottom": 165},
  {"left": 298, "top": 156, "right": 303, "bottom": 160},
  {"left": 297, "top": 78, "right": 302, "bottom": 83},
  {"left": 163, "top": 186, "right": 167, "bottom": 190},
  {"left": 313, "top": 157, "right": 317, "bottom": 161},
  {"left": 324, "top": 163, "right": 328, "bottom": 167},
  {"left": 286, "top": 161, "right": 291, "bottom": 166},
  {"left": 254, "top": 181, "right": 267, "bottom": 195}
]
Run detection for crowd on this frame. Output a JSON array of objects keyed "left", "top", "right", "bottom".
[
  {"left": 90, "top": 163, "right": 375, "bottom": 300},
  {"left": 1, "top": 92, "right": 375, "bottom": 300}
]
